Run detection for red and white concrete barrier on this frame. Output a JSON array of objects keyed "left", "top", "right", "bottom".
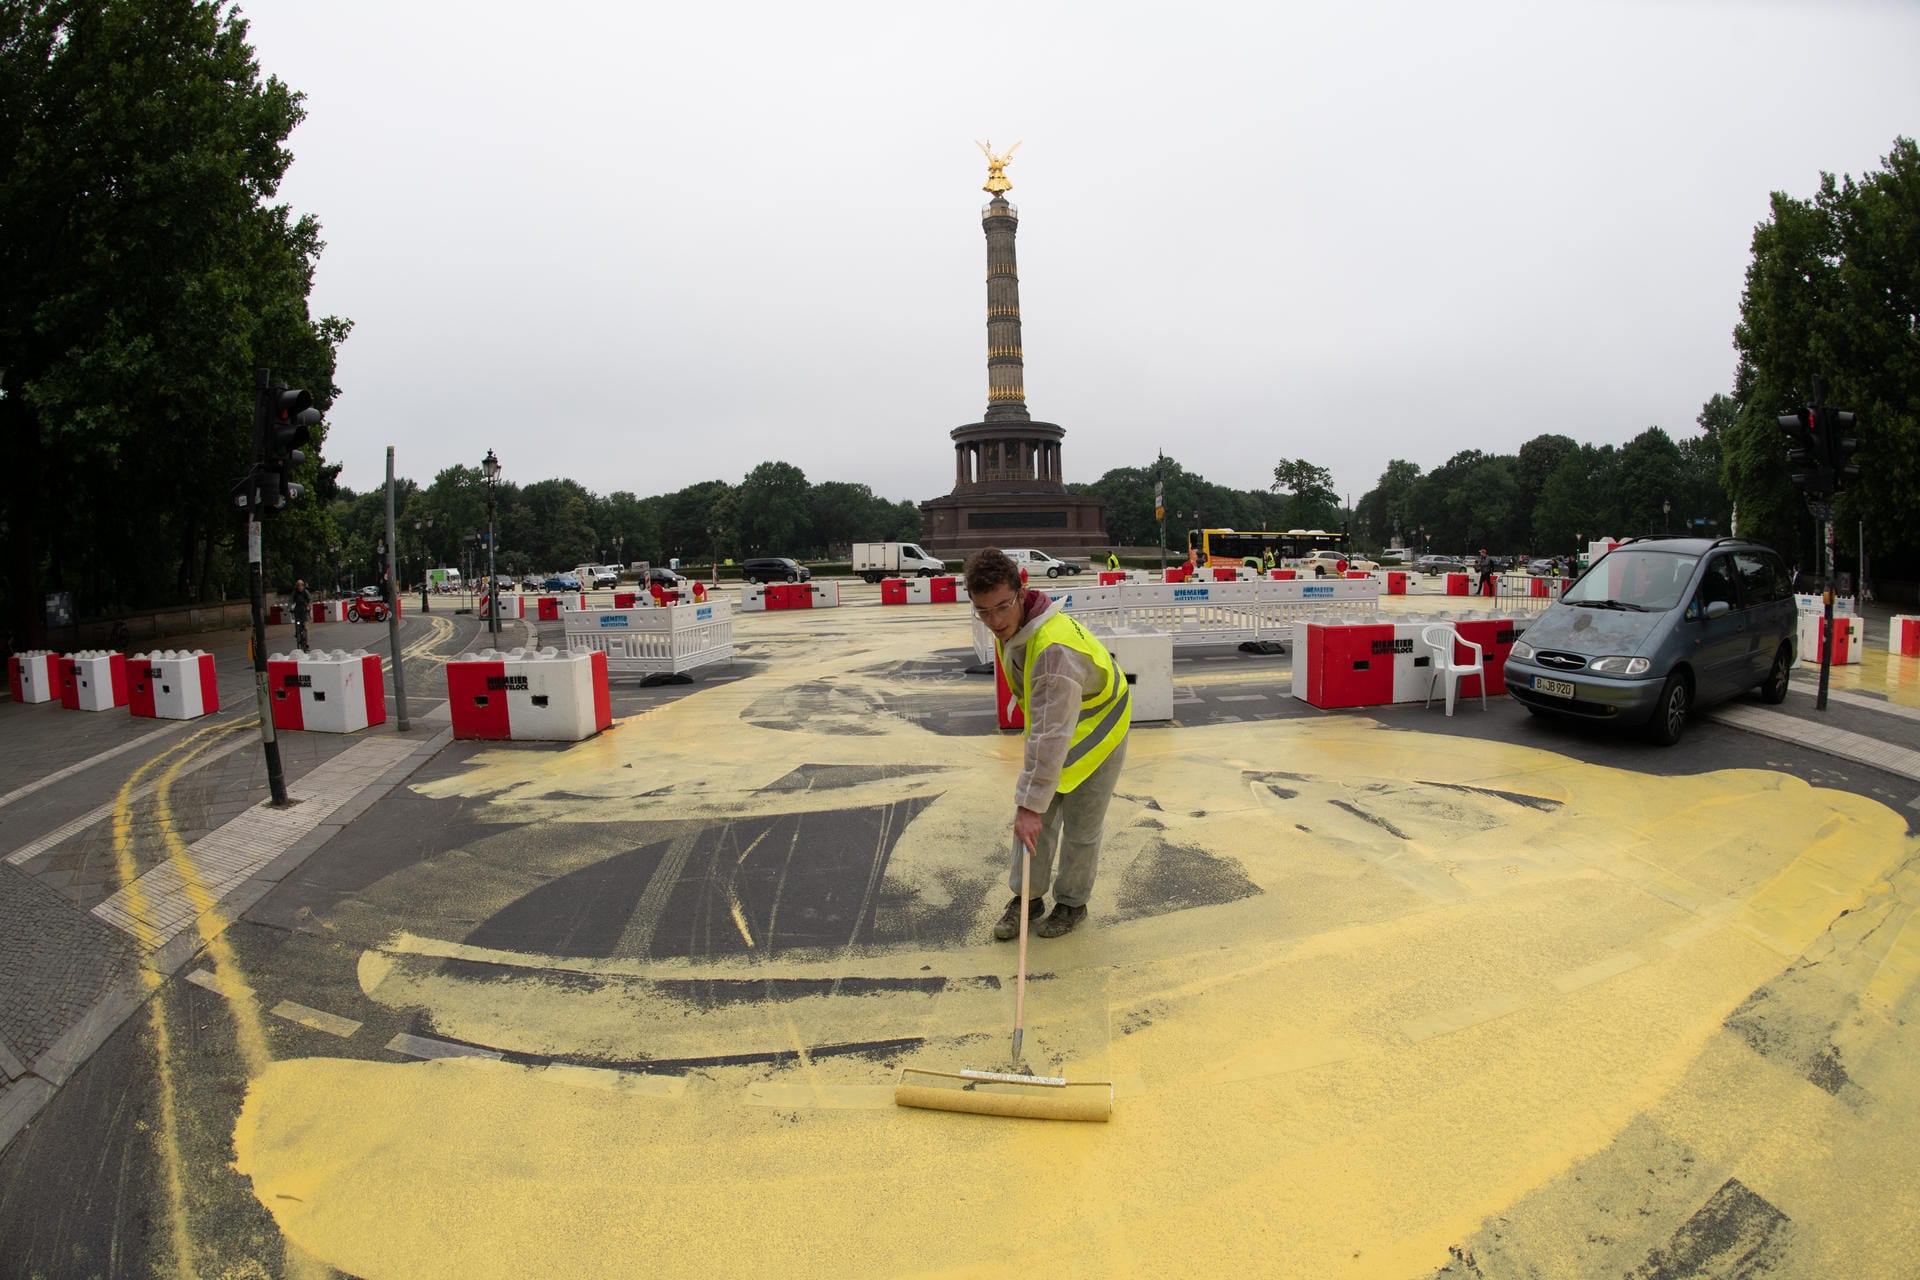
[
  {"left": 266, "top": 649, "right": 387, "bottom": 732},
  {"left": 1293, "top": 616, "right": 1520, "bottom": 709},
  {"left": 479, "top": 593, "right": 527, "bottom": 620},
  {"left": 58, "top": 651, "right": 130, "bottom": 711},
  {"left": 1890, "top": 615, "right": 1920, "bottom": 657},
  {"left": 8, "top": 650, "right": 60, "bottom": 704},
  {"left": 312, "top": 599, "right": 349, "bottom": 623},
  {"left": 1799, "top": 613, "right": 1863, "bottom": 666},
  {"left": 446, "top": 647, "right": 612, "bottom": 741},
  {"left": 129, "top": 651, "right": 220, "bottom": 720}
]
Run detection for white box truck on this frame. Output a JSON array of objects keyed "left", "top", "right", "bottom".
[{"left": 852, "top": 542, "right": 947, "bottom": 583}]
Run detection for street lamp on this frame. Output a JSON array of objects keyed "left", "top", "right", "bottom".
[
  {"left": 414, "top": 516, "right": 434, "bottom": 611},
  {"left": 482, "top": 448, "right": 501, "bottom": 636},
  {"left": 1662, "top": 499, "right": 1671, "bottom": 533}
]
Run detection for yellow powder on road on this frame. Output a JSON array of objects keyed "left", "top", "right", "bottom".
[{"left": 233, "top": 607, "right": 1920, "bottom": 1277}]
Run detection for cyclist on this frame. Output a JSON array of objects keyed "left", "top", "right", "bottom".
[{"left": 291, "top": 579, "right": 312, "bottom": 651}]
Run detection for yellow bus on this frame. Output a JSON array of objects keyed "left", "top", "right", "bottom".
[{"left": 1186, "top": 528, "right": 1350, "bottom": 572}]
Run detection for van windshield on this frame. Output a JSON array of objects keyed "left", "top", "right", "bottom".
[{"left": 1565, "top": 549, "right": 1699, "bottom": 612}]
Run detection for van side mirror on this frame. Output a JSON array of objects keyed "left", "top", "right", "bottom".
[{"left": 1703, "top": 600, "right": 1731, "bottom": 620}]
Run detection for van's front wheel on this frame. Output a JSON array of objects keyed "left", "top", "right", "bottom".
[{"left": 1646, "top": 674, "right": 1691, "bottom": 746}]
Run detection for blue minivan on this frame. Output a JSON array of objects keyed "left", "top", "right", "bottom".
[{"left": 1504, "top": 536, "right": 1799, "bottom": 746}]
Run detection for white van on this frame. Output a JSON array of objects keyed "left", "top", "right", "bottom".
[{"left": 1002, "top": 549, "right": 1085, "bottom": 578}]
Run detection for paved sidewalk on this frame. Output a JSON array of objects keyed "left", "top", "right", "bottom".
[{"left": 0, "top": 610, "right": 490, "bottom": 1154}]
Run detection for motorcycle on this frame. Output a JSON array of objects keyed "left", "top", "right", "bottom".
[{"left": 346, "top": 591, "right": 390, "bottom": 623}]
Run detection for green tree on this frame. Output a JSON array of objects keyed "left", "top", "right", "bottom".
[
  {"left": 1616, "top": 427, "right": 1686, "bottom": 537},
  {"left": 1727, "top": 137, "right": 1920, "bottom": 576},
  {"left": 1269, "top": 458, "right": 1340, "bottom": 530},
  {"left": 0, "top": 0, "right": 346, "bottom": 641},
  {"left": 1356, "top": 459, "right": 1423, "bottom": 549},
  {"left": 734, "top": 461, "right": 809, "bottom": 556},
  {"left": 1513, "top": 434, "right": 1578, "bottom": 546},
  {"left": 660, "top": 480, "right": 734, "bottom": 566}
]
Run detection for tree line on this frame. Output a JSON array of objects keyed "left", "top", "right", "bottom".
[{"left": 316, "top": 462, "right": 924, "bottom": 591}]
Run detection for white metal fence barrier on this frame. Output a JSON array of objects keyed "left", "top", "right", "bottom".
[
  {"left": 562, "top": 602, "right": 734, "bottom": 677},
  {"left": 971, "top": 578, "right": 1384, "bottom": 662}
]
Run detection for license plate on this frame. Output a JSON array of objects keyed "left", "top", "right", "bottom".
[{"left": 1532, "top": 675, "right": 1575, "bottom": 699}]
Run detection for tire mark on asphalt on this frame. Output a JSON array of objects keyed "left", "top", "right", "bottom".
[{"left": 612, "top": 829, "right": 705, "bottom": 961}]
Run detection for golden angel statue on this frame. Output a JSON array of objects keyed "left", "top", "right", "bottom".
[{"left": 977, "top": 139, "right": 1021, "bottom": 195}]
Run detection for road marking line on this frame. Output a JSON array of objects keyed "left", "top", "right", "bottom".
[
  {"left": 5, "top": 727, "right": 253, "bottom": 867},
  {"left": 385, "top": 1032, "right": 503, "bottom": 1061},
  {"left": 271, "top": 1000, "right": 362, "bottom": 1039},
  {"left": 949, "top": 709, "right": 997, "bottom": 718},
  {"left": 1710, "top": 703, "right": 1920, "bottom": 782},
  {"left": 0, "top": 724, "right": 186, "bottom": 813},
  {"left": 1217, "top": 694, "right": 1271, "bottom": 703},
  {"left": 91, "top": 737, "right": 418, "bottom": 947},
  {"left": 1400, "top": 992, "right": 1529, "bottom": 1043},
  {"left": 185, "top": 967, "right": 253, "bottom": 1000},
  {"left": 1552, "top": 951, "right": 1645, "bottom": 993}
]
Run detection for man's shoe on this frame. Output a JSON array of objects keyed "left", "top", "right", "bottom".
[
  {"left": 993, "top": 896, "right": 1046, "bottom": 942},
  {"left": 1036, "top": 902, "right": 1088, "bottom": 938}
]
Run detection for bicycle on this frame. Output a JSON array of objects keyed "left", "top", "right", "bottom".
[{"left": 293, "top": 616, "right": 310, "bottom": 652}]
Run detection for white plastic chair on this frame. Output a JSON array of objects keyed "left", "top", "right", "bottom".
[{"left": 1422, "top": 623, "right": 1486, "bottom": 716}]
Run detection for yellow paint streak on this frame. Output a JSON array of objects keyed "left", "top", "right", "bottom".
[
  {"left": 232, "top": 605, "right": 1920, "bottom": 1276},
  {"left": 109, "top": 718, "right": 245, "bottom": 1280},
  {"left": 112, "top": 717, "right": 328, "bottom": 1280}
]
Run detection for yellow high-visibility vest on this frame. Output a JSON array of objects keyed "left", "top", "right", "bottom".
[{"left": 1000, "top": 612, "right": 1130, "bottom": 792}]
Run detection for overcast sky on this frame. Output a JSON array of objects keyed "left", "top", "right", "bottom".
[{"left": 240, "top": 0, "right": 1920, "bottom": 510}]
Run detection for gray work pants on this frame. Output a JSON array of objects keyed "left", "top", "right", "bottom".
[{"left": 1007, "top": 738, "right": 1127, "bottom": 909}]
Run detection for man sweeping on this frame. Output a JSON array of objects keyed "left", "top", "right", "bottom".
[{"left": 965, "top": 548, "right": 1130, "bottom": 941}]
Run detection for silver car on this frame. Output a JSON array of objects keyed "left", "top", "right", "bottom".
[{"left": 1504, "top": 536, "right": 1798, "bottom": 745}]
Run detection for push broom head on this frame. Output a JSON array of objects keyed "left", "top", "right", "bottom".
[{"left": 893, "top": 1066, "right": 1114, "bottom": 1122}]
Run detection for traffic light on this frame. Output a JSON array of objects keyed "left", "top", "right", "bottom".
[
  {"left": 1824, "top": 409, "right": 1860, "bottom": 491},
  {"left": 1777, "top": 409, "right": 1828, "bottom": 494},
  {"left": 250, "top": 383, "right": 320, "bottom": 516}
]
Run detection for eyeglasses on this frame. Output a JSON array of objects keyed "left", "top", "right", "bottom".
[{"left": 973, "top": 596, "right": 1019, "bottom": 621}]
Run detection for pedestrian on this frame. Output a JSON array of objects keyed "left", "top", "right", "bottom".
[
  {"left": 1475, "top": 550, "right": 1494, "bottom": 596},
  {"left": 965, "top": 548, "right": 1131, "bottom": 942},
  {"left": 1263, "top": 546, "right": 1275, "bottom": 572},
  {"left": 1182, "top": 546, "right": 1199, "bottom": 578},
  {"left": 1106, "top": 549, "right": 1121, "bottom": 571}
]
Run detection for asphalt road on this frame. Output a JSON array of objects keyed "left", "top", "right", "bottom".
[{"left": 1, "top": 586, "right": 1916, "bottom": 1279}]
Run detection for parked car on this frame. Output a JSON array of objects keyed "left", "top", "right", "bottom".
[
  {"left": 1412, "top": 555, "right": 1465, "bottom": 575},
  {"left": 1524, "top": 558, "right": 1561, "bottom": 576},
  {"left": 1504, "top": 536, "right": 1797, "bottom": 746},
  {"left": 1002, "top": 548, "right": 1084, "bottom": 578},
  {"left": 1301, "top": 550, "right": 1353, "bottom": 577},
  {"left": 521, "top": 574, "right": 543, "bottom": 591},
  {"left": 586, "top": 565, "right": 620, "bottom": 589},
  {"left": 640, "top": 567, "right": 691, "bottom": 591},
  {"left": 541, "top": 573, "right": 582, "bottom": 591},
  {"left": 741, "top": 556, "right": 811, "bottom": 584}
]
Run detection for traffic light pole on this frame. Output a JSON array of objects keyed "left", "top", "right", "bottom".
[
  {"left": 1817, "top": 506, "right": 1835, "bottom": 711},
  {"left": 386, "top": 446, "right": 411, "bottom": 733},
  {"left": 248, "top": 367, "right": 290, "bottom": 806}
]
